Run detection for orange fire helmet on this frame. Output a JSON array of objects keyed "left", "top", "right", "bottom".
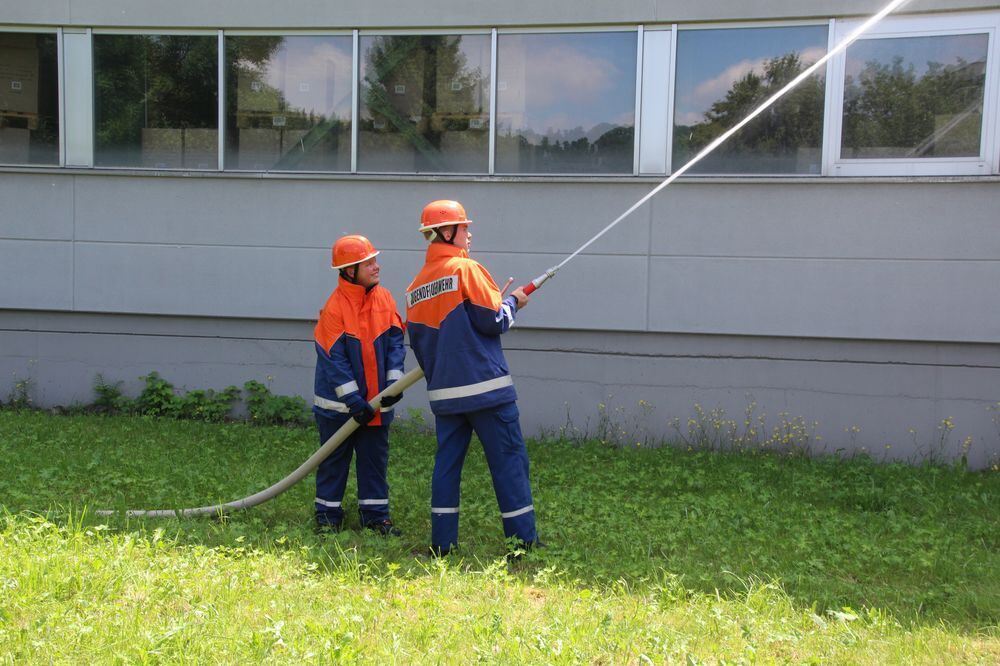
[
  {"left": 419, "top": 199, "right": 473, "bottom": 234},
  {"left": 331, "top": 235, "right": 379, "bottom": 270}
]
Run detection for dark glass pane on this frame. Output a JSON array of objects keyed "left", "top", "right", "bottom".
[
  {"left": 496, "top": 32, "right": 636, "bottom": 174},
  {"left": 673, "top": 26, "right": 827, "bottom": 175},
  {"left": 94, "top": 34, "right": 218, "bottom": 169},
  {"left": 225, "top": 36, "right": 352, "bottom": 172},
  {"left": 0, "top": 32, "right": 59, "bottom": 165},
  {"left": 842, "top": 34, "right": 988, "bottom": 159},
  {"left": 359, "top": 34, "right": 490, "bottom": 173}
]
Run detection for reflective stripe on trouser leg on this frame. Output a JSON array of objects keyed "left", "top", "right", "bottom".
[
  {"left": 431, "top": 412, "right": 474, "bottom": 550},
  {"left": 314, "top": 414, "right": 355, "bottom": 522},
  {"left": 354, "top": 425, "right": 391, "bottom": 523},
  {"left": 470, "top": 402, "right": 537, "bottom": 544}
]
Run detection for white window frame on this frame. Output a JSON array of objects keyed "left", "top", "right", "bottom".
[
  {"left": 636, "top": 24, "right": 675, "bottom": 175},
  {"left": 493, "top": 26, "right": 641, "bottom": 177},
  {"left": 670, "top": 19, "right": 831, "bottom": 177},
  {"left": 825, "top": 12, "right": 1000, "bottom": 177}
]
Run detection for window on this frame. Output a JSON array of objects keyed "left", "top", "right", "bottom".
[
  {"left": 0, "top": 32, "right": 59, "bottom": 165},
  {"left": 828, "top": 13, "right": 1000, "bottom": 176},
  {"left": 358, "top": 34, "right": 491, "bottom": 173},
  {"left": 495, "top": 31, "right": 637, "bottom": 174},
  {"left": 94, "top": 34, "right": 218, "bottom": 169},
  {"left": 672, "top": 25, "right": 828, "bottom": 175},
  {"left": 225, "top": 35, "right": 352, "bottom": 172}
]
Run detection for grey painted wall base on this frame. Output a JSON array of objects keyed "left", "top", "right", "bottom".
[{"left": 3, "top": 310, "right": 997, "bottom": 469}]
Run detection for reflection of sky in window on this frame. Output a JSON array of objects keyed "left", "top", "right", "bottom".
[
  {"left": 674, "top": 26, "right": 827, "bottom": 126},
  {"left": 260, "top": 36, "right": 353, "bottom": 119},
  {"left": 845, "top": 33, "right": 988, "bottom": 79},
  {"left": 497, "top": 32, "right": 636, "bottom": 137}
]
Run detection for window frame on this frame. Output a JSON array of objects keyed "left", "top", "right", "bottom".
[
  {"left": 0, "top": 26, "right": 61, "bottom": 168},
  {"left": 825, "top": 12, "right": 1000, "bottom": 177},
  {"left": 90, "top": 28, "right": 221, "bottom": 172},
  {"left": 354, "top": 28, "right": 494, "bottom": 175},
  {"left": 220, "top": 30, "right": 355, "bottom": 174},
  {"left": 493, "top": 25, "right": 641, "bottom": 176},
  {"left": 669, "top": 19, "right": 831, "bottom": 177}
]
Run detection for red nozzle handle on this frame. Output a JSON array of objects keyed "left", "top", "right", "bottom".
[{"left": 517, "top": 268, "right": 556, "bottom": 296}]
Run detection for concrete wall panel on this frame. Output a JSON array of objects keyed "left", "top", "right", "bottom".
[
  {"left": 72, "top": 243, "right": 425, "bottom": 319},
  {"left": 648, "top": 256, "right": 1000, "bottom": 343},
  {"left": 649, "top": 182, "right": 1000, "bottom": 261},
  {"left": 72, "top": 176, "right": 652, "bottom": 257},
  {"left": 0, "top": 240, "right": 73, "bottom": 310},
  {"left": 0, "top": 174, "right": 74, "bottom": 240}
]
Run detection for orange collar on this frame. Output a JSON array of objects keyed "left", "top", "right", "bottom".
[
  {"left": 425, "top": 242, "right": 468, "bottom": 262},
  {"left": 336, "top": 276, "right": 373, "bottom": 305}
]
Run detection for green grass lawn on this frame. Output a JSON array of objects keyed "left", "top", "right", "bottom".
[{"left": 1, "top": 409, "right": 998, "bottom": 663}]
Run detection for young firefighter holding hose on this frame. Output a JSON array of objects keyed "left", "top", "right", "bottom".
[
  {"left": 405, "top": 200, "right": 540, "bottom": 555},
  {"left": 312, "top": 235, "right": 405, "bottom": 535}
]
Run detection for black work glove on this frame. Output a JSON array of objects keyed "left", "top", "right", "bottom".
[
  {"left": 381, "top": 392, "right": 403, "bottom": 408},
  {"left": 351, "top": 401, "right": 376, "bottom": 425}
]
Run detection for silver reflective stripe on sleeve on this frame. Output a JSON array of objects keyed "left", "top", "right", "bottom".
[
  {"left": 380, "top": 406, "right": 394, "bottom": 413},
  {"left": 358, "top": 499, "right": 389, "bottom": 506},
  {"left": 315, "top": 498, "right": 342, "bottom": 508},
  {"left": 500, "top": 504, "right": 534, "bottom": 519},
  {"left": 314, "top": 395, "right": 350, "bottom": 413},
  {"left": 426, "top": 375, "right": 513, "bottom": 402},
  {"left": 495, "top": 300, "right": 515, "bottom": 327},
  {"left": 335, "top": 380, "right": 359, "bottom": 398},
  {"left": 431, "top": 507, "right": 459, "bottom": 514},
  {"left": 386, "top": 368, "right": 404, "bottom": 381}
]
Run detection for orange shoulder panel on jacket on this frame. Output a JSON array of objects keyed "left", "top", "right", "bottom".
[
  {"left": 314, "top": 293, "right": 346, "bottom": 353},
  {"left": 405, "top": 265, "right": 464, "bottom": 329},
  {"left": 460, "top": 259, "right": 502, "bottom": 311}
]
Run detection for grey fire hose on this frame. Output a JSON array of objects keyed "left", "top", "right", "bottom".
[{"left": 96, "top": 367, "right": 425, "bottom": 518}]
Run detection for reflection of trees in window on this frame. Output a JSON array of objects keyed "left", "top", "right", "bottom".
[
  {"left": 502, "top": 123, "right": 634, "bottom": 174},
  {"left": 360, "top": 35, "right": 488, "bottom": 172},
  {"left": 674, "top": 53, "right": 824, "bottom": 174},
  {"left": 94, "top": 35, "right": 217, "bottom": 167},
  {"left": 842, "top": 55, "right": 986, "bottom": 158},
  {"left": 226, "top": 36, "right": 351, "bottom": 171}
]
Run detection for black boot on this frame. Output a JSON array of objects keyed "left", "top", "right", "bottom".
[{"left": 365, "top": 518, "right": 401, "bottom": 537}]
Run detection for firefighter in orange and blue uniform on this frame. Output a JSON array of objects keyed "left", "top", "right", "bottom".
[
  {"left": 313, "top": 235, "right": 405, "bottom": 535},
  {"left": 405, "top": 200, "right": 539, "bottom": 554}
]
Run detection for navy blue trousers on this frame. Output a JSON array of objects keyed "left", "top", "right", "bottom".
[
  {"left": 314, "top": 415, "right": 390, "bottom": 526},
  {"left": 431, "top": 401, "right": 537, "bottom": 550}
]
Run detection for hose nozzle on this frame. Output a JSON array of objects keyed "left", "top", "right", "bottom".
[{"left": 521, "top": 266, "right": 558, "bottom": 295}]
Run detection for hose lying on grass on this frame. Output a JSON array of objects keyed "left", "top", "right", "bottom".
[{"left": 96, "top": 368, "right": 425, "bottom": 518}]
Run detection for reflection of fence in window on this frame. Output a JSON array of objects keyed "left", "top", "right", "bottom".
[
  {"left": 842, "top": 34, "right": 988, "bottom": 159},
  {"left": 0, "top": 32, "right": 59, "bottom": 165},
  {"left": 358, "top": 34, "right": 489, "bottom": 173}
]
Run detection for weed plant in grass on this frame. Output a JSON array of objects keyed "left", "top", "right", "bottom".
[{"left": 0, "top": 410, "right": 998, "bottom": 662}]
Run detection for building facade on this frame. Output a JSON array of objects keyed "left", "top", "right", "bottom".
[{"left": 2, "top": 0, "right": 999, "bottom": 467}]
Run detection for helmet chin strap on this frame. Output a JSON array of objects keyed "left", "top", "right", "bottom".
[{"left": 339, "top": 267, "right": 359, "bottom": 284}]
